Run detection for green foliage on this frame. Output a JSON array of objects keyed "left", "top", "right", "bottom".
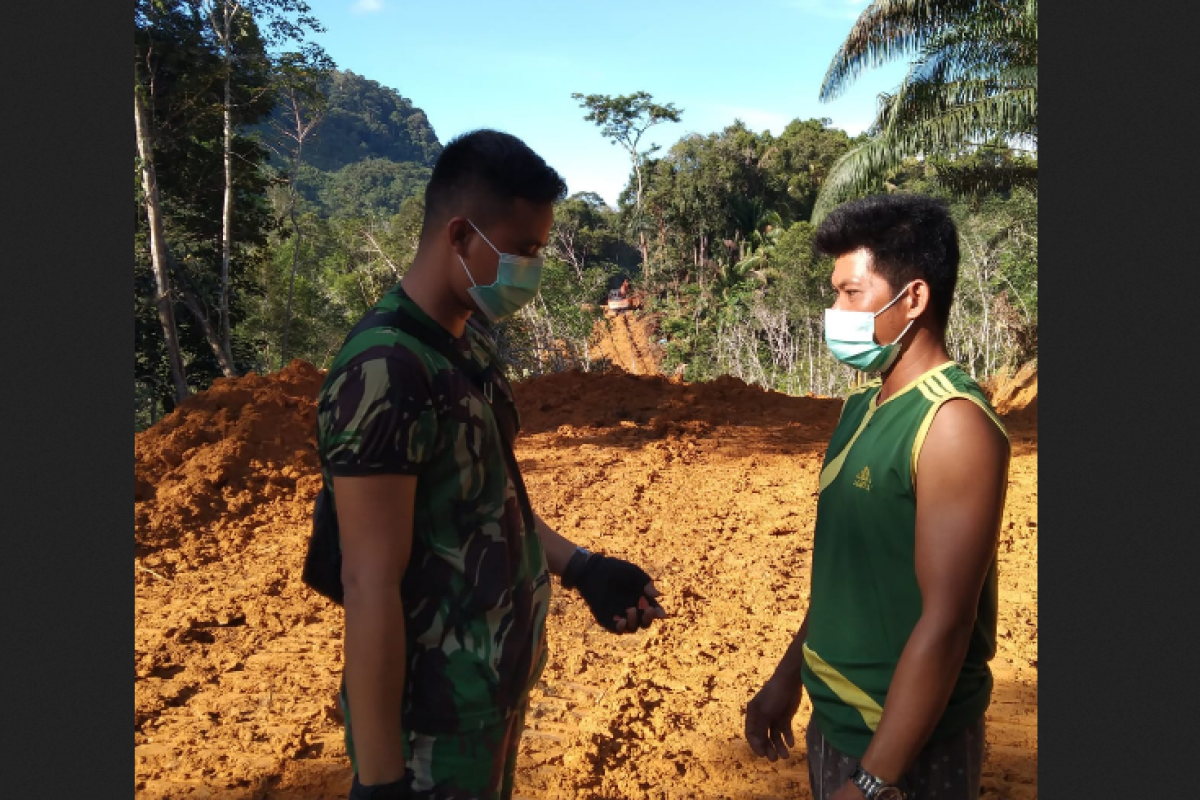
[
  {"left": 305, "top": 158, "right": 431, "bottom": 220},
  {"left": 135, "top": 3, "right": 1038, "bottom": 431},
  {"left": 549, "top": 192, "right": 637, "bottom": 273},
  {"left": 135, "top": 0, "right": 279, "bottom": 411},
  {"left": 813, "top": 0, "right": 1038, "bottom": 221},
  {"left": 289, "top": 69, "right": 441, "bottom": 173}
]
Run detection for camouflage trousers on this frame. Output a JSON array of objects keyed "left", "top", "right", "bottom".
[
  {"left": 805, "top": 715, "right": 985, "bottom": 800},
  {"left": 339, "top": 684, "right": 527, "bottom": 800}
]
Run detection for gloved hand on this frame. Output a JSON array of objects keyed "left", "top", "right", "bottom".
[
  {"left": 348, "top": 774, "right": 409, "bottom": 799},
  {"left": 566, "top": 551, "right": 664, "bottom": 633}
]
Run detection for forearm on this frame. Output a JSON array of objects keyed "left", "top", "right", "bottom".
[
  {"left": 771, "top": 608, "right": 810, "bottom": 685},
  {"left": 533, "top": 512, "right": 578, "bottom": 576},
  {"left": 859, "top": 616, "right": 974, "bottom": 782},
  {"left": 343, "top": 585, "right": 407, "bottom": 784}
]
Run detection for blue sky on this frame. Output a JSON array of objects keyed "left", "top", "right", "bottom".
[{"left": 303, "top": 0, "right": 911, "bottom": 206}]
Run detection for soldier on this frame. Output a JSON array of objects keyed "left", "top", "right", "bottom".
[
  {"left": 312, "top": 129, "right": 666, "bottom": 800},
  {"left": 744, "top": 194, "right": 1010, "bottom": 800}
]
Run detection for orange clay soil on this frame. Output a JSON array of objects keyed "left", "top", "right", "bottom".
[
  {"left": 135, "top": 362, "right": 1036, "bottom": 800},
  {"left": 589, "top": 312, "right": 667, "bottom": 377}
]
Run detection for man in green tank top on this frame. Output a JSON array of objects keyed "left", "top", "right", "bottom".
[{"left": 744, "top": 195, "right": 1010, "bottom": 800}]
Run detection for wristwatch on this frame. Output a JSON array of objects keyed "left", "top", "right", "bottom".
[{"left": 850, "top": 764, "right": 906, "bottom": 800}]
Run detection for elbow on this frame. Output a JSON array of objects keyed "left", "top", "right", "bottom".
[
  {"left": 340, "top": 563, "right": 402, "bottom": 605},
  {"left": 917, "top": 612, "right": 977, "bottom": 650}
]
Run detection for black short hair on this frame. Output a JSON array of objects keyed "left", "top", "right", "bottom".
[
  {"left": 421, "top": 129, "right": 568, "bottom": 239},
  {"left": 814, "top": 194, "right": 960, "bottom": 328}
]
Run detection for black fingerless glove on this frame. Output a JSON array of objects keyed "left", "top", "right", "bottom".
[
  {"left": 349, "top": 774, "right": 409, "bottom": 800},
  {"left": 562, "top": 549, "right": 660, "bottom": 633}
]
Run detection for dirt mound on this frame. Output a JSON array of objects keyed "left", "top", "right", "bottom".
[
  {"left": 984, "top": 361, "right": 1038, "bottom": 416},
  {"left": 135, "top": 362, "right": 1037, "bottom": 799},
  {"left": 135, "top": 360, "right": 324, "bottom": 567},
  {"left": 517, "top": 367, "right": 842, "bottom": 444}
]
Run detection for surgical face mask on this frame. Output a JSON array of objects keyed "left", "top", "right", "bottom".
[
  {"left": 823, "top": 282, "right": 917, "bottom": 373},
  {"left": 458, "top": 220, "right": 544, "bottom": 322}
]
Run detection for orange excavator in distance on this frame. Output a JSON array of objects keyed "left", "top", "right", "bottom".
[{"left": 604, "top": 278, "right": 644, "bottom": 317}]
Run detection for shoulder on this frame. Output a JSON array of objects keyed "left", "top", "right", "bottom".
[
  {"left": 318, "top": 348, "right": 436, "bottom": 423},
  {"left": 910, "top": 366, "right": 1008, "bottom": 484},
  {"left": 920, "top": 396, "right": 1010, "bottom": 475}
]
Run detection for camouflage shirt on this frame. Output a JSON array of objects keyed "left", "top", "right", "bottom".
[{"left": 316, "top": 284, "right": 551, "bottom": 734}]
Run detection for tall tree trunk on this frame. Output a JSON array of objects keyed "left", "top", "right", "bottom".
[
  {"left": 178, "top": 288, "right": 239, "bottom": 376},
  {"left": 135, "top": 64, "right": 190, "bottom": 404},
  {"left": 632, "top": 152, "right": 649, "bottom": 277},
  {"left": 281, "top": 141, "right": 303, "bottom": 369},
  {"left": 218, "top": 65, "right": 237, "bottom": 376}
]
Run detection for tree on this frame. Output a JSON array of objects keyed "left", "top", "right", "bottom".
[
  {"left": 812, "top": 0, "right": 1037, "bottom": 222},
  {"left": 571, "top": 91, "right": 682, "bottom": 273},
  {"left": 549, "top": 192, "right": 625, "bottom": 280},
  {"left": 136, "top": 0, "right": 277, "bottom": 407},
  {"left": 201, "top": 0, "right": 324, "bottom": 374},
  {"left": 134, "top": 34, "right": 190, "bottom": 404},
  {"left": 263, "top": 44, "right": 334, "bottom": 367}
]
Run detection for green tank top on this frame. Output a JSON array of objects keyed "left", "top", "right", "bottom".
[{"left": 800, "top": 361, "right": 1007, "bottom": 758}]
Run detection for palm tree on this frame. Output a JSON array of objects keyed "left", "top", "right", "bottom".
[{"left": 812, "top": 0, "right": 1037, "bottom": 222}]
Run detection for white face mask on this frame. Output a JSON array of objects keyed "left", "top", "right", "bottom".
[{"left": 823, "top": 282, "right": 917, "bottom": 373}]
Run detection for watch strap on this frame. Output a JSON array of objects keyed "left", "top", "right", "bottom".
[{"left": 851, "top": 764, "right": 904, "bottom": 800}]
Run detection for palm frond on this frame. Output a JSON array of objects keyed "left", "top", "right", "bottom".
[
  {"left": 812, "top": 135, "right": 914, "bottom": 224},
  {"left": 930, "top": 160, "right": 1038, "bottom": 197},
  {"left": 820, "top": 0, "right": 998, "bottom": 101}
]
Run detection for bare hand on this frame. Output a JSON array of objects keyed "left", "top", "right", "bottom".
[{"left": 745, "top": 674, "right": 803, "bottom": 761}]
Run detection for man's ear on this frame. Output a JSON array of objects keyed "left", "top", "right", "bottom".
[
  {"left": 907, "top": 280, "right": 932, "bottom": 320},
  {"left": 446, "top": 216, "right": 472, "bottom": 256}
]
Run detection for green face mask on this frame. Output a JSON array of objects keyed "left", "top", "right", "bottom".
[
  {"left": 458, "top": 220, "right": 544, "bottom": 322},
  {"left": 823, "top": 282, "right": 916, "bottom": 373}
]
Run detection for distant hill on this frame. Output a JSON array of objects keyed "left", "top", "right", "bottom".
[
  {"left": 304, "top": 69, "right": 441, "bottom": 173},
  {"left": 260, "top": 69, "right": 441, "bottom": 219}
]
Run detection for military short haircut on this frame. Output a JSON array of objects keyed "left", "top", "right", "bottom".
[{"left": 421, "top": 129, "right": 568, "bottom": 239}]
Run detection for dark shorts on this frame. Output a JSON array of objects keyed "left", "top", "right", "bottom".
[{"left": 805, "top": 716, "right": 985, "bottom": 800}]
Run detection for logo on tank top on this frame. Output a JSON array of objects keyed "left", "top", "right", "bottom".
[{"left": 853, "top": 466, "right": 872, "bottom": 491}]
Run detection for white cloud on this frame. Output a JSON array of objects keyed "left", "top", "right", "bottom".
[{"left": 351, "top": 0, "right": 385, "bottom": 14}]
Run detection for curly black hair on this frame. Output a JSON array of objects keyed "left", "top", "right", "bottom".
[
  {"left": 815, "top": 194, "right": 960, "bottom": 328},
  {"left": 422, "top": 129, "right": 568, "bottom": 239}
]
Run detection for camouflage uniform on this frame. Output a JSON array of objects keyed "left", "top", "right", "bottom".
[{"left": 317, "top": 285, "right": 551, "bottom": 798}]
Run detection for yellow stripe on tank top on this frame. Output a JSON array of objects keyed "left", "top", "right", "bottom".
[
  {"left": 818, "top": 402, "right": 879, "bottom": 493},
  {"left": 803, "top": 643, "right": 883, "bottom": 731},
  {"left": 917, "top": 379, "right": 943, "bottom": 404},
  {"left": 932, "top": 371, "right": 959, "bottom": 398}
]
